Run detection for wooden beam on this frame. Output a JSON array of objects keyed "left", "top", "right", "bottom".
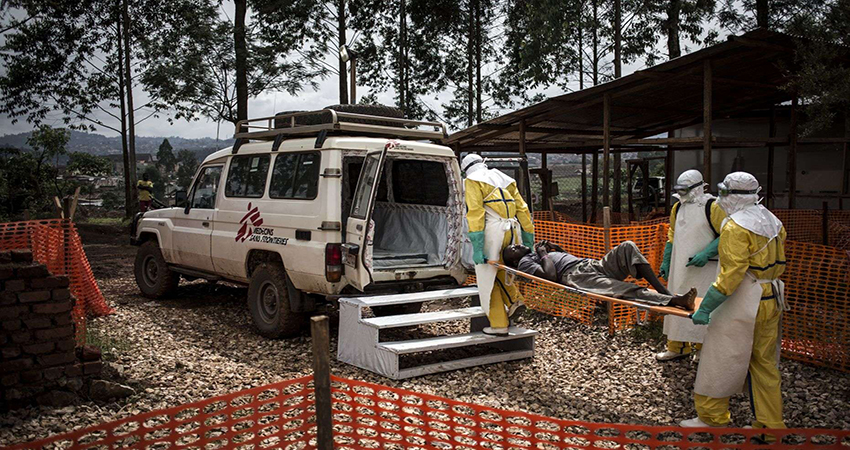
[
  {"left": 581, "top": 153, "right": 588, "bottom": 222},
  {"left": 311, "top": 316, "right": 333, "bottom": 450},
  {"left": 665, "top": 132, "right": 674, "bottom": 214},
  {"left": 635, "top": 71, "right": 779, "bottom": 90},
  {"left": 603, "top": 93, "right": 611, "bottom": 208},
  {"left": 788, "top": 96, "right": 798, "bottom": 209},
  {"left": 519, "top": 120, "right": 527, "bottom": 156},
  {"left": 767, "top": 105, "right": 776, "bottom": 209},
  {"left": 703, "top": 59, "right": 713, "bottom": 189}
]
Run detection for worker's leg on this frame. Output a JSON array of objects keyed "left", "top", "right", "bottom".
[
  {"left": 668, "top": 340, "right": 692, "bottom": 354},
  {"left": 748, "top": 299, "right": 786, "bottom": 430},
  {"left": 486, "top": 270, "right": 511, "bottom": 329},
  {"left": 694, "top": 393, "right": 732, "bottom": 427}
]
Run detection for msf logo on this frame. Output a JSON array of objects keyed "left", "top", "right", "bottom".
[{"left": 235, "top": 202, "right": 264, "bottom": 242}]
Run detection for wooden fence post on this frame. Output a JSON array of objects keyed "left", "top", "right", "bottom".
[
  {"left": 603, "top": 206, "right": 611, "bottom": 251},
  {"left": 822, "top": 201, "right": 829, "bottom": 246},
  {"left": 311, "top": 316, "right": 333, "bottom": 450}
]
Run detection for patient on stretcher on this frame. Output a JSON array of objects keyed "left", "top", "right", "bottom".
[{"left": 502, "top": 241, "right": 697, "bottom": 310}]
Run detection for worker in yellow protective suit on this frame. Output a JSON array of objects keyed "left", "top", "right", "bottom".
[
  {"left": 681, "top": 172, "right": 787, "bottom": 437},
  {"left": 657, "top": 170, "right": 726, "bottom": 363},
  {"left": 137, "top": 173, "right": 154, "bottom": 212},
  {"left": 462, "top": 154, "right": 534, "bottom": 336}
]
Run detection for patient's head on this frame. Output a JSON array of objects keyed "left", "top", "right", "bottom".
[{"left": 502, "top": 244, "right": 532, "bottom": 268}]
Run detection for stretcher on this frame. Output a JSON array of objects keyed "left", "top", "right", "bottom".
[{"left": 488, "top": 261, "right": 702, "bottom": 318}]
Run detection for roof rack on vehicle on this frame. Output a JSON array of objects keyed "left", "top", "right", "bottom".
[{"left": 232, "top": 109, "right": 447, "bottom": 154}]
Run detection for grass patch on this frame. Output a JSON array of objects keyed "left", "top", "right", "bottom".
[
  {"left": 85, "top": 324, "right": 131, "bottom": 362},
  {"left": 83, "top": 217, "right": 127, "bottom": 226}
]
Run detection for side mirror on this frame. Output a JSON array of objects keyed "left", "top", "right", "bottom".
[
  {"left": 175, "top": 190, "right": 188, "bottom": 208},
  {"left": 550, "top": 182, "right": 559, "bottom": 197}
]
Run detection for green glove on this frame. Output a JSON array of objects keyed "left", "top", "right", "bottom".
[
  {"left": 469, "top": 231, "right": 486, "bottom": 265},
  {"left": 692, "top": 285, "right": 728, "bottom": 325},
  {"left": 686, "top": 237, "right": 719, "bottom": 268},
  {"left": 521, "top": 230, "right": 534, "bottom": 249},
  {"left": 659, "top": 242, "right": 673, "bottom": 279}
]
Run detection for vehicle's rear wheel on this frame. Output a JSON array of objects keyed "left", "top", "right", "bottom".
[
  {"left": 248, "top": 263, "right": 308, "bottom": 338},
  {"left": 134, "top": 240, "right": 179, "bottom": 298}
]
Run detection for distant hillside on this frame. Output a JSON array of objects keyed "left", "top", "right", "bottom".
[{"left": 0, "top": 130, "right": 233, "bottom": 158}]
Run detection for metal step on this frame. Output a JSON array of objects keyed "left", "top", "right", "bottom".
[
  {"left": 395, "top": 350, "right": 535, "bottom": 379},
  {"left": 343, "top": 287, "right": 479, "bottom": 308},
  {"left": 378, "top": 327, "right": 538, "bottom": 354},
  {"left": 361, "top": 307, "right": 485, "bottom": 329}
]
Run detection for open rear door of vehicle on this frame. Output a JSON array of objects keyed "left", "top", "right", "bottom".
[{"left": 342, "top": 145, "right": 389, "bottom": 291}]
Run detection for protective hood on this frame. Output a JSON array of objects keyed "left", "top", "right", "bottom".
[
  {"left": 728, "top": 205, "right": 783, "bottom": 239},
  {"left": 672, "top": 170, "right": 712, "bottom": 205},
  {"left": 466, "top": 167, "right": 516, "bottom": 189},
  {"left": 461, "top": 154, "right": 487, "bottom": 177},
  {"left": 716, "top": 171, "right": 760, "bottom": 216}
]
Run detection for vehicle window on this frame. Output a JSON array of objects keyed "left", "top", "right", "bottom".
[
  {"left": 351, "top": 153, "right": 382, "bottom": 219},
  {"left": 392, "top": 160, "right": 448, "bottom": 206},
  {"left": 190, "top": 166, "right": 222, "bottom": 209},
  {"left": 270, "top": 152, "right": 321, "bottom": 199},
  {"left": 348, "top": 160, "right": 388, "bottom": 202},
  {"left": 225, "top": 155, "right": 270, "bottom": 198}
]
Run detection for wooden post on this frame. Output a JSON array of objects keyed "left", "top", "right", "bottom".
[
  {"left": 767, "top": 106, "right": 776, "bottom": 209},
  {"left": 62, "top": 197, "right": 72, "bottom": 221},
  {"left": 603, "top": 206, "right": 611, "bottom": 251},
  {"left": 627, "top": 164, "right": 635, "bottom": 221},
  {"left": 703, "top": 59, "right": 712, "bottom": 189},
  {"left": 591, "top": 150, "right": 599, "bottom": 223},
  {"left": 69, "top": 187, "right": 81, "bottom": 222},
  {"left": 822, "top": 201, "right": 829, "bottom": 246},
  {"left": 603, "top": 94, "right": 611, "bottom": 208},
  {"left": 541, "top": 152, "right": 550, "bottom": 211},
  {"left": 311, "top": 316, "right": 333, "bottom": 450},
  {"left": 842, "top": 142, "right": 849, "bottom": 209},
  {"left": 518, "top": 120, "right": 527, "bottom": 157},
  {"left": 788, "top": 97, "right": 798, "bottom": 209},
  {"left": 581, "top": 153, "right": 588, "bottom": 222},
  {"left": 613, "top": 154, "right": 621, "bottom": 213},
  {"left": 665, "top": 141, "right": 674, "bottom": 214},
  {"left": 350, "top": 57, "right": 357, "bottom": 104}
]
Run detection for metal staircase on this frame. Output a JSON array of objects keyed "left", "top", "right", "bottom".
[{"left": 337, "top": 287, "right": 537, "bottom": 379}]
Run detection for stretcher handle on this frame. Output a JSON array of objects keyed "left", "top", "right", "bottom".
[{"left": 487, "top": 261, "right": 697, "bottom": 319}]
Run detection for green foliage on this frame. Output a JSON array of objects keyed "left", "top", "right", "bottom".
[
  {"left": 101, "top": 190, "right": 124, "bottom": 211},
  {"left": 67, "top": 152, "right": 111, "bottom": 176},
  {"left": 142, "top": 166, "right": 167, "bottom": 200},
  {"left": 176, "top": 150, "right": 199, "bottom": 191},
  {"left": 156, "top": 139, "right": 177, "bottom": 174}
]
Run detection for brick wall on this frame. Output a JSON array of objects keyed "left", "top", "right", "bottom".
[{"left": 0, "top": 249, "right": 101, "bottom": 409}]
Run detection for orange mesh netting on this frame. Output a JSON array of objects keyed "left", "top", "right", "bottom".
[
  {"left": 0, "top": 219, "right": 113, "bottom": 344},
  {"left": 6, "top": 375, "right": 316, "bottom": 450},
  {"left": 780, "top": 240, "right": 850, "bottom": 372},
  {"left": 12, "top": 374, "right": 850, "bottom": 450}
]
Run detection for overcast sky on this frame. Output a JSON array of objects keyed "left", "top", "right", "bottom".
[{"left": 0, "top": 2, "right": 733, "bottom": 141}]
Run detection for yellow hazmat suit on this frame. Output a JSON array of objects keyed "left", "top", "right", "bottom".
[{"left": 463, "top": 156, "right": 534, "bottom": 330}]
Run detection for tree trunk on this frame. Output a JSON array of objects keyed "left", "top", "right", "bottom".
[
  {"left": 667, "top": 0, "right": 681, "bottom": 58},
  {"left": 466, "top": 0, "right": 474, "bottom": 127},
  {"left": 592, "top": 0, "right": 598, "bottom": 86},
  {"left": 116, "top": 10, "right": 131, "bottom": 218},
  {"left": 474, "top": 0, "right": 482, "bottom": 123},
  {"left": 578, "top": 7, "right": 584, "bottom": 90},
  {"left": 121, "top": 0, "right": 138, "bottom": 215},
  {"left": 756, "top": 0, "right": 768, "bottom": 28},
  {"left": 338, "top": 0, "right": 349, "bottom": 104},
  {"left": 234, "top": 0, "right": 248, "bottom": 128},
  {"left": 398, "top": 0, "right": 406, "bottom": 115}
]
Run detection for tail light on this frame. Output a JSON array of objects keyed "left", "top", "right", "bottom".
[{"left": 325, "top": 243, "right": 343, "bottom": 282}]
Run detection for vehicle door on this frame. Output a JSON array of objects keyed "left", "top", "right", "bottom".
[
  {"left": 172, "top": 165, "right": 222, "bottom": 272},
  {"left": 342, "top": 146, "right": 388, "bottom": 291}
]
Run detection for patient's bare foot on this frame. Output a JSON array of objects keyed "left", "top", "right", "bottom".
[{"left": 670, "top": 288, "right": 697, "bottom": 310}]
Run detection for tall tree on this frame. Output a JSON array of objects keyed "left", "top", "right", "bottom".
[
  {"left": 235, "top": 0, "right": 249, "bottom": 128},
  {"left": 156, "top": 139, "right": 177, "bottom": 174}
]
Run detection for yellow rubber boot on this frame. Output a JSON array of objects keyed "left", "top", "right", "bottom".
[{"left": 694, "top": 394, "right": 732, "bottom": 427}]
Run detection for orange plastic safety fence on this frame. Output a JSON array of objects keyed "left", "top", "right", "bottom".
[
  {"left": 7, "top": 375, "right": 316, "bottom": 450},
  {"left": 0, "top": 219, "right": 113, "bottom": 345},
  {"left": 780, "top": 240, "right": 850, "bottom": 372},
  {"left": 329, "top": 375, "right": 850, "bottom": 450}
]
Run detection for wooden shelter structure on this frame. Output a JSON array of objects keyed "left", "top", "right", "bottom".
[{"left": 445, "top": 29, "right": 850, "bottom": 221}]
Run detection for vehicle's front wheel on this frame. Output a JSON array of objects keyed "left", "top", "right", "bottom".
[
  {"left": 134, "top": 240, "right": 180, "bottom": 298},
  {"left": 248, "top": 264, "right": 307, "bottom": 338}
]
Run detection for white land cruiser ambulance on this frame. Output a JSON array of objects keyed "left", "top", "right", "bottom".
[{"left": 131, "top": 106, "right": 467, "bottom": 337}]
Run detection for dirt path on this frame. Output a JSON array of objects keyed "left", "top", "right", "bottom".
[{"left": 1, "top": 225, "right": 848, "bottom": 445}]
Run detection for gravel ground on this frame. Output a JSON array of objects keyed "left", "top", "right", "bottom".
[{"left": 1, "top": 225, "right": 848, "bottom": 445}]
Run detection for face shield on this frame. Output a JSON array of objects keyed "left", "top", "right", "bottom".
[
  {"left": 716, "top": 181, "right": 761, "bottom": 214},
  {"left": 674, "top": 181, "right": 705, "bottom": 198}
]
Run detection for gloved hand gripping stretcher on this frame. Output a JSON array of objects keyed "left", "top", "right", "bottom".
[{"left": 495, "top": 241, "right": 702, "bottom": 318}]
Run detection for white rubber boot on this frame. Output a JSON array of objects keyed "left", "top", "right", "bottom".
[
  {"left": 483, "top": 327, "right": 509, "bottom": 336},
  {"left": 680, "top": 417, "right": 717, "bottom": 428},
  {"left": 656, "top": 351, "right": 690, "bottom": 362}
]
